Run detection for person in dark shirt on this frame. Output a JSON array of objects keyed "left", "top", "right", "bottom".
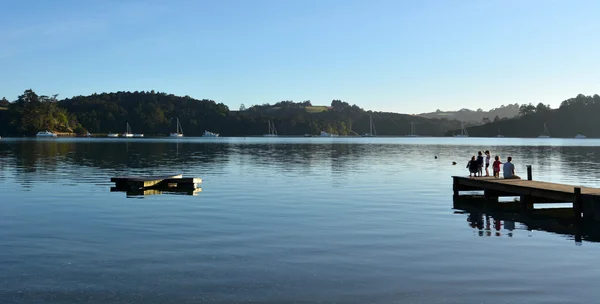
[
  {"left": 476, "top": 151, "right": 484, "bottom": 177},
  {"left": 467, "top": 155, "right": 478, "bottom": 177}
]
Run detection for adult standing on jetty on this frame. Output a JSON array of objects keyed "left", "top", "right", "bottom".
[
  {"left": 476, "top": 151, "right": 484, "bottom": 177},
  {"left": 484, "top": 150, "right": 491, "bottom": 177},
  {"left": 503, "top": 156, "right": 521, "bottom": 179}
]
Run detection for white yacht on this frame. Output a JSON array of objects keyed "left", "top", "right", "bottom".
[
  {"left": 405, "top": 122, "right": 418, "bottom": 137},
  {"left": 454, "top": 123, "right": 469, "bottom": 137},
  {"left": 320, "top": 131, "right": 338, "bottom": 137},
  {"left": 121, "top": 122, "right": 134, "bottom": 138},
  {"left": 107, "top": 132, "right": 119, "bottom": 138},
  {"left": 263, "top": 120, "right": 278, "bottom": 137},
  {"left": 538, "top": 123, "right": 550, "bottom": 138},
  {"left": 575, "top": 134, "right": 586, "bottom": 139},
  {"left": 170, "top": 118, "right": 184, "bottom": 137},
  {"left": 202, "top": 130, "right": 219, "bottom": 137},
  {"left": 133, "top": 133, "right": 144, "bottom": 138},
  {"left": 362, "top": 115, "right": 376, "bottom": 137},
  {"left": 36, "top": 130, "right": 57, "bottom": 137}
]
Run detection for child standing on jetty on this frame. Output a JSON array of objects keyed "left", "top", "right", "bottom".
[
  {"left": 467, "top": 156, "right": 479, "bottom": 177},
  {"left": 492, "top": 156, "right": 502, "bottom": 178},
  {"left": 484, "top": 150, "right": 491, "bottom": 176}
]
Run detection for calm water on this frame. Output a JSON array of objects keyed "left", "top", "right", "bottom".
[{"left": 1, "top": 137, "right": 600, "bottom": 304}]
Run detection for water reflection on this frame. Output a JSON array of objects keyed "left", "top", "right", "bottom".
[
  {"left": 453, "top": 196, "right": 600, "bottom": 244},
  {"left": 110, "top": 186, "right": 202, "bottom": 197},
  {"left": 3, "top": 138, "right": 600, "bottom": 189}
]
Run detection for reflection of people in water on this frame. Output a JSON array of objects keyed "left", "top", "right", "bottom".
[
  {"left": 504, "top": 220, "right": 515, "bottom": 237},
  {"left": 485, "top": 215, "right": 491, "bottom": 236},
  {"left": 467, "top": 213, "right": 484, "bottom": 230},
  {"left": 494, "top": 218, "right": 502, "bottom": 236}
]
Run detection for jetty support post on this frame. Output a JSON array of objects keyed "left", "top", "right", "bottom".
[
  {"left": 519, "top": 195, "right": 534, "bottom": 211},
  {"left": 527, "top": 165, "right": 532, "bottom": 181},
  {"left": 574, "top": 187, "right": 582, "bottom": 220},
  {"left": 582, "top": 195, "right": 599, "bottom": 221},
  {"left": 453, "top": 176, "right": 459, "bottom": 198}
]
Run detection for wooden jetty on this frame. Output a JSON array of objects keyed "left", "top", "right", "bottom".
[
  {"left": 111, "top": 174, "right": 202, "bottom": 192},
  {"left": 452, "top": 174, "right": 600, "bottom": 221}
]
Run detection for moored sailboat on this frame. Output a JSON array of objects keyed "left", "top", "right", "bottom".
[
  {"left": 170, "top": 118, "right": 184, "bottom": 137},
  {"left": 263, "top": 120, "right": 278, "bottom": 137},
  {"left": 405, "top": 122, "right": 418, "bottom": 137},
  {"left": 538, "top": 123, "right": 550, "bottom": 138},
  {"left": 454, "top": 123, "right": 469, "bottom": 137},
  {"left": 121, "top": 122, "right": 134, "bottom": 138},
  {"left": 361, "top": 115, "right": 376, "bottom": 137}
]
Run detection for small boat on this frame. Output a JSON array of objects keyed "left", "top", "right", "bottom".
[
  {"left": 454, "top": 123, "right": 469, "bottom": 137},
  {"left": 575, "top": 134, "right": 586, "bottom": 139},
  {"left": 107, "top": 132, "right": 119, "bottom": 138},
  {"left": 36, "top": 130, "right": 57, "bottom": 137},
  {"left": 170, "top": 118, "right": 184, "bottom": 137},
  {"left": 133, "top": 134, "right": 144, "bottom": 138},
  {"left": 263, "top": 120, "right": 278, "bottom": 137},
  {"left": 405, "top": 122, "right": 418, "bottom": 137},
  {"left": 202, "top": 130, "right": 219, "bottom": 137},
  {"left": 121, "top": 122, "right": 134, "bottom": 138},
  {"left": 320, "top": 131, "right": 338, "bottom": 137},
  {"left": 85, "top": 132, "right": 92, "bottom": 137},
  {"left": 362, "top": 115, "right": 376, "bottom": 137},
  {"left": 304, "top": 134, "right": 313, "bottom": 137},
  {"left": 538, "top": 123, "right": 550, "bottom": 138}
]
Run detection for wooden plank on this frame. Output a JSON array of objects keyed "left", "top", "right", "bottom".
[
  {"left": 161, "top": 177, "right": 202, "bottom": 184},
  {"left": 452, "top": 176, "right": 600, "bottom": 198},
  {"left": 110, "top": 174, "right": 183, "bottom": 183}
]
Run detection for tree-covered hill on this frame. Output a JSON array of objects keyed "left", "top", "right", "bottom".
[
  {"left": 1, "top": 90, "right": 463, "bottom": 137},
  {"left": 419, "top": 104, "right": 520, "bottom": 124},
  {"left": 448, "top": 94, "right": 600, "bottom": 138}
]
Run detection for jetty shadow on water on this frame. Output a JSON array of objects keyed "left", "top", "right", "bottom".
[
  {"left": 452, "top": 195, "right": 600, "bottom": 245},
  {"left": 110, "top": 186, "right": 202, "bottom": 198}
]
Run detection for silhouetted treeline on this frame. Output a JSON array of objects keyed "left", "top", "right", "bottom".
[
  {"left": 448, "top": 94, "right": 600, "bottom": 137},
  {"left": 0, "top": 90, "right": 463, "bottom": 136}
]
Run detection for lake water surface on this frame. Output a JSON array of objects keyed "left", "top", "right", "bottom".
[{"left": 1, "top": 137, "right": 600, "bottom": 303}]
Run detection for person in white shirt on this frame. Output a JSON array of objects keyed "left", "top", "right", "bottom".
[{"left": 503, "top": 156, "right": 520, "bottom": 179}]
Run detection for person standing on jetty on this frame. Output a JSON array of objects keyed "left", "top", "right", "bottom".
[
  {"left": 476, "top": 151, "right": 484, "bottom": 177},
  {"left": 492, "top": 156, "right": 502, "bottom": 178},
  {"left": 467, "top": 156, "right": 478, "bottom": 177},
  {"left": 484, "top": 150, "right": 491, "bottom": 176},
  {"left": 503, "top": 156, "right": 521, "bottom": 179}
]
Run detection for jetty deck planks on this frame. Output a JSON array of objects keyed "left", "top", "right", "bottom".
[{"left": 452, "top": 176, "right": 600, "bottom": 221}]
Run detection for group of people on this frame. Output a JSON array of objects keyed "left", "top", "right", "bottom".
[{"left": 466, "top": 150, "right": 520, "bottom": 179}]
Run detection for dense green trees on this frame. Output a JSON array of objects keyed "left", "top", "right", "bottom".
[
  {"left": 450, "top": 94, "right": 600, "bottom": 137},
  {"left": 0, "top": 89, "right": 463, "bottom": 137},
  {"left": 0, "top": 90, "right": 83, "bottom": 135}
]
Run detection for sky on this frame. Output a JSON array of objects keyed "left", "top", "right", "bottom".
[{"left": 1, "top": 0, "right": 600, "bottom": 114}]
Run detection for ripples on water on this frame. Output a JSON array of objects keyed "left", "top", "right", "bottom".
[{"left": 1, "top": 137, "right": 600, "bottom": 303}]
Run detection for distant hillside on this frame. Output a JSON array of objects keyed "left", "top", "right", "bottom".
[
  {"left": 0, "top": 90, "right": 463, "bottom": 137},
  {"left": 419, "top": 104, "right": 520, "bottom": 124},
  {"left": 446, "top": 94, "right": 600, "bottom": 138}
]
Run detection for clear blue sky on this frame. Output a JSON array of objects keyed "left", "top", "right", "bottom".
[{"left": 1, "top": 0, "right": 600, "bottom": 113}]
